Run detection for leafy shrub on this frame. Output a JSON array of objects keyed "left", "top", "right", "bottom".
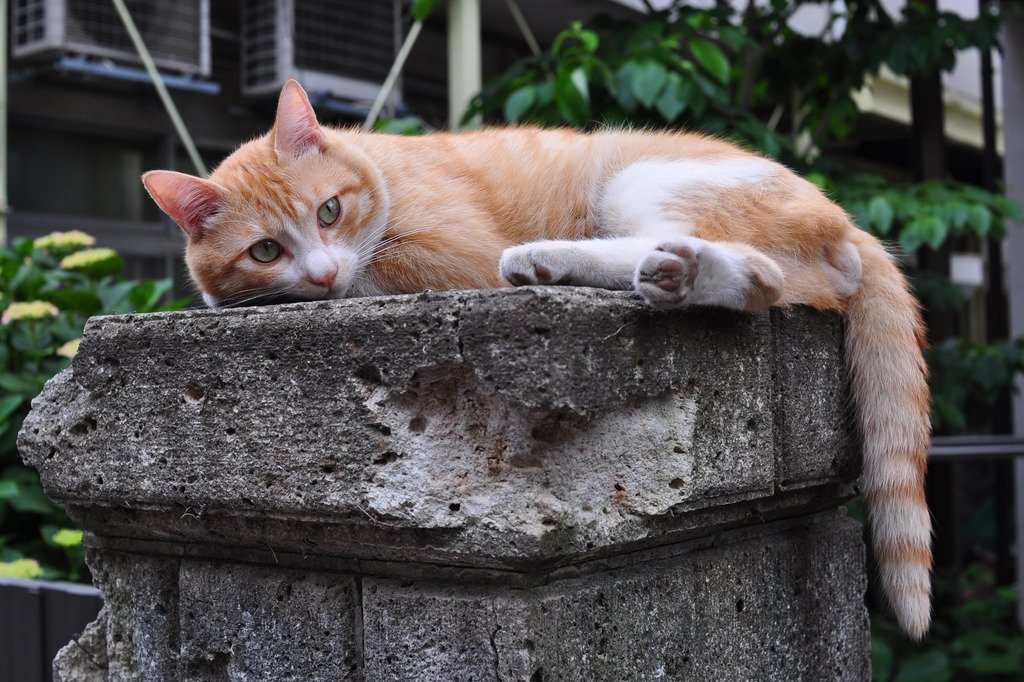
[
  {"left": 873, "top": 565, "right": 1024, "bottom": 681},
  {"left": 926, "top": 337, "right": 1024, "bottom": 431},
  {"left": 464, "top": 10, "right": 788, "bottom": 156},
  {"left": 462, "top": 2, "right": 1023, "bottom": 436},
  {"left": 0, "top": 232, "right": 189, "bottom": 581}
]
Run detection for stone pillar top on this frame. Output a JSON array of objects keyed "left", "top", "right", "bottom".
[{"left": 19, "top": 287, "right": 857, "bottom": 572}]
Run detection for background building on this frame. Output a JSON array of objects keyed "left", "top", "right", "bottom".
[{"left": 5, "top": 0, "right": 1024, "bottom": 624}]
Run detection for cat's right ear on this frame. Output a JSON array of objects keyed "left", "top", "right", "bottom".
[
  {"left": 273, "top": 79, "right": 327, "bottom": 160},
  {"left": 142, "top": 170, "right": 223, "bottom": 241}
]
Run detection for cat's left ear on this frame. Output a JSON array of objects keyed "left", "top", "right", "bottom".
[
  {"left": 273, "top": 79, "right": 327, "bottom": 160},
  {"left": 142, "top": 170, "right": 224, "bottom": 241}
]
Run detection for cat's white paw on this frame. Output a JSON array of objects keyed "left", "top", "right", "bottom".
[
  {"left": 634, "top": 243, "right": 699, "bottom": 309},
  {"left": 500, "top": 244, "right": 579, "bottom": 286}
]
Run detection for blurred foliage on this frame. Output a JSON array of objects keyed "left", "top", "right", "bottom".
[
  {"left": 872, "top": 565, "right": 1024, "bottom": 681},
  {"left": 927, "top": 337, "right": 1024, "bottom": 431},
  {"left": 0, "top": 233, "right": 190, "bottom": 581},
  {"left": 824, "top": 175, "right": 1022, "bottom": 254},
  {"left": 474, "top": 5, "right": 1024, "bottom": 676},
  {"left": 464, "top": 0, "right": 1000, "bottom": 156},
  {"left": 465, "top": 9, "right": 790, "bottom": 156},
  {"left": 465, "top": 0, "right": 1021, "bottom": 436}
]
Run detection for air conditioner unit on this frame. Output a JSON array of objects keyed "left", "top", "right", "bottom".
[
  {"left": 241, "top": 0, "right": 398, "bottom": 101},
  {"left": 11, "top": 0, "right": 211, "bottom": 76}
]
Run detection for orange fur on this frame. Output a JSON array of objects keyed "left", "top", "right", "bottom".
[{"left": 142, "top": 80, "right": 932, "bottom": 638}]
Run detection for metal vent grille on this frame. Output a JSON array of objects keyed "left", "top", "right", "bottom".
[
  {"left": 242, "top": 0, "right": 280, "bottom": 91},
  {"left": 12, "top": 0, "right": 47, "bottom": 50},
  {"left": 242, "top": 0, "right": 397, "bottom": 99},
  {"left": 11, "top": 0, "right": 210, "bottom": 76},
  {"left": 293, "top": 1, "right": 392, "bottom": 84}
]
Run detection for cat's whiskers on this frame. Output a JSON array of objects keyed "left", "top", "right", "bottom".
[
  {"left": 351, "top": 215, "right": 413, "bottom": 254},
  {"left": 215, "top": 282, "right": 309, "bottom": 308},
  {"left": 363, "top": 238, "right": 432, "bottom": 266},
  {"left": 353, "top": 222, "right": 437, "bottom": 269}
]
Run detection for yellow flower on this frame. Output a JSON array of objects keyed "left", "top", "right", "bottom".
[
  {"left": 60, "top": 248, "right": 123, "bottom": 277},
  {"left": 57, "top": 338, "right": 82, "bottom": 358},
  {"left": 2, "top": 300, "right": 59, "bottom": 324},
  {"left": 34, "top": 230, "right": 96, "bottom": 253},
  {"left": 51, "top": 528, "right": 84, "bottom": 547},
  {"left": 0, "top": 558, "right": 44, "bottom": 579}
]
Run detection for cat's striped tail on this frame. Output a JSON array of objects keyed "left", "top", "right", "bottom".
[{"left": 844, "top": 228, "right": 933, "bottom": 640}]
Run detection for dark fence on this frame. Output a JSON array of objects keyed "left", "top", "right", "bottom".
[{"left": 0, "top": 577, "right": 103, "bottom": 682}]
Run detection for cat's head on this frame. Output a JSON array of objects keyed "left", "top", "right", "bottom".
[{"left": 143, "top": 80, "right": 390, "bottom": 307}]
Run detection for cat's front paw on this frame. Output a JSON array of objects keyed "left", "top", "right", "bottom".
[
  {"left": 634, "top": 243, "right": 699, "bottom": 309},
  {"left": 500, "top": 244, "right": 577, "bottom": 286}
]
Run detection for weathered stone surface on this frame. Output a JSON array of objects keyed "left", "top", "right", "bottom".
[
  {"left": 88, "top": 552, "right": 179, "bottom": 681},
  {"left": 363, "top": 514, "right": 869, "bottom": 681},
  {"left": 53, "top": 605, "right": 108, "bottom": 682},
  {"left": 772, "top": 308, "right": 858, "bottom": 489},
  {"left": 177, "top": 561, "right": 360, "bottom": 681},
  {"left": 20, "top": 288, "right": 856, "bottom": 566},
  {"left": 18, "top": 287, "right": 868, "bottom": 681}
]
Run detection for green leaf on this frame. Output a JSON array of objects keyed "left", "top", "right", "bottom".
[
  {"left": 0, "top": 480, "right": 19, "bottom": 500},
  {"left": 96, "top": 280, "right": 135, "bottom": 313},
  {"left": 903, "top": 215, "right": 947, "bottom": 252},
  {"left": 871, "top": 635, "right": 895, "bottom": 681},
  {"left": 575, "top": 28, "right": 599, "bottom": 54},
  {"left": 551, "top": 23, "right": 579, "bottom": 56},
  {"left": 966, "top": 205, "right": 992, "bottom": 237},
  {"left": 410, "top": 0, "right": 444, "bottom": 22},
  {"left": 504, "top": 85, "right": 537, "bottom": 122},
  {"left": 933, "top": 398, "right": 966, "bottom": 430},
  {"left": 44, "top": 289, "right": 102, "bottom": 316},
  {"left": 555, "top": 67, "right": 591, "bottom": 128},
  {"left": 974, "top": 353, "right": 1008, "bottom": 393},
  {"left": 630, "top": 59, "right": 669, "bottom": 109},
  {"left": 867, "top": 196, "right": 895, "bottom": 235},
  {"left": 0, "top": 372, "right": 44, "bottom": 396},
  {"left": 0, "top": 394, "right": 23, "bottom": 424},
  {"left": 892, "top": 649, "right": 953, "bottom": 682},
  {"left": 7, "top": 261, "right": 35, "bottom": 293},
  {"left": 993, "top": 194, "right": 1023, "bottom": 221},
  {"left": 899, "top": 225, "right": 923, "bottom": 254},
  {"left": 614, "top": 63, "right": 640, "bottom": 112},
  {"left": 625, "top": 18, "right": 667, "bottom": 51},
  {"left": 375, "top": 117, "right": 428, "bottom": 135},
  {"left": 7, "top": 480, "right": 57, "bottom": 515},
  {"left": 51, "top": 528, "right": 84, "bottom": 548},
  {"left": 0, "top": 558, "right": 44, "bottom": 579},
  {"left": 655, "top": 72, "right": 691, "bottom": 122},
  {"left": 718, "top": 25, "right": 747, "bottom": 52},
  {"left": 689, "top": 38, "right": 730, "bottom": 84},
  {"left": 535, "top": 80, "right": 555, "bottom": 107}
]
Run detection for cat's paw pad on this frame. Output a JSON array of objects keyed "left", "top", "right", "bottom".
[
  {"left": 500, "top": 245, "right": 576, "bottom": 286},
  {"left": 635, "top": 243, "right": 699, "bottom": 308}
]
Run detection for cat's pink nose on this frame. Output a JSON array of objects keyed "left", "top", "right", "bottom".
[
  {"left": 309, "top": 269, "right": 337, "bottom": 290},
  {"left": 304, "top": 251, "right": 339, "bottom": 292}
]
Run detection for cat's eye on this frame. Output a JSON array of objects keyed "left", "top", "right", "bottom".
[
  {"left": 249, "top": 240, "right": 282, "bottom": 263},
  {"left": 318, "top": 197, "right": 341, "bottom": 227}
]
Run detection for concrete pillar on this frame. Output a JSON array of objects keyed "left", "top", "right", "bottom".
[
  {"left": 999, "top": 13, "right": 1024, "bottom": 631},
  {"left": 19, "top": 288, "right": 870, "bottom": 680},
  {"left": 448, "top": 0, "right": 482, "bottom": 128}
]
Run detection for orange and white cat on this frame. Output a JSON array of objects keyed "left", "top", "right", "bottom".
[{"left": 143, "top": 80, "right": 932, "bottom": 639}]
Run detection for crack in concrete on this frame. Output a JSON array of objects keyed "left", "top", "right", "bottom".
[{"left": 488, "top": 603, "right": 502, "bottom": 681}]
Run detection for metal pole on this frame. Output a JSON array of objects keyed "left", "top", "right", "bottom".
[
  {"left": 0, "top": 0, "right": 9, "bottom": 245},
  {"left": 362, "top": 20, "right": 424, "bottom": 132},
  {"left": 1000, "top": 11, "right": 1024, "bottom": 631},
  {"left": 448, "top": 0, "right": 481, "bottom": 129},
  {"left": 504, "top": 0, "right": 541, "bottom": 57},
  {"left": 109, "top": 0, "right": 206, "bottom": 176}
]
